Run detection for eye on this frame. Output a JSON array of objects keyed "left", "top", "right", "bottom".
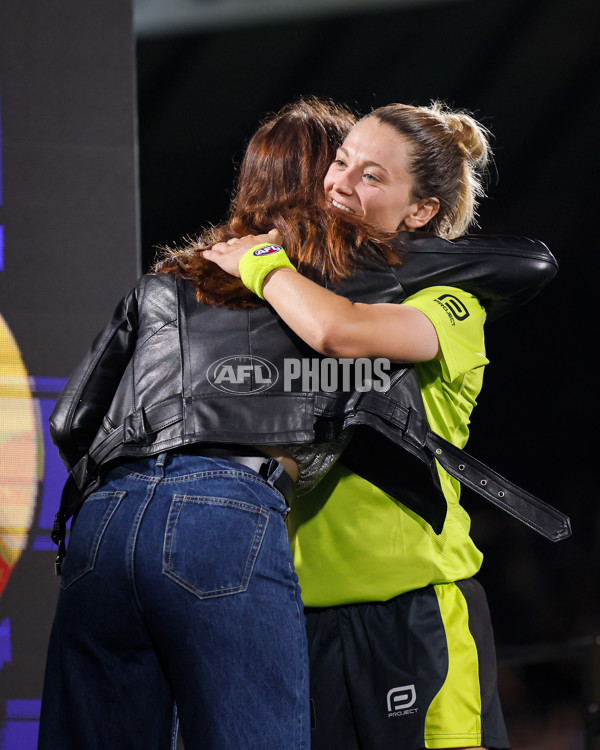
[
  {"left": 363, "top": 172, "right": 381, "bottom": 183},
  {"left": 333, "top": 158, "right": 347, "bottom": 168}
]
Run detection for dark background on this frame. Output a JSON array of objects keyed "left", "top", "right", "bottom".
[
  {"left": 0, "top": 0, "right": 597, "bottom": 745},
  {"left": 136, "top": 1, "right": 599, "bottom": 742}
]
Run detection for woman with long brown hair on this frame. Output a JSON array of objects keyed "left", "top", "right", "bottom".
[{"left": 39, "top": 97, "right": 365, "bottom": 750}]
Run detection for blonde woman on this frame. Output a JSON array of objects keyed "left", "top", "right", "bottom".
[{"left": 205, "top": 102, "right": 544, "bottom": 750}]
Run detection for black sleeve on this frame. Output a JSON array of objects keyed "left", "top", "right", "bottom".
[
  {"left": 392, "top": 233, "right": 558, "bottom": 322},
  {"left": 49, "top": 285, "right": 140, "bottom": 471}
]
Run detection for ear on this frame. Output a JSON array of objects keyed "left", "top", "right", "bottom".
[{"left": 404, "top": 198, "right": 440, "bottom": 229}]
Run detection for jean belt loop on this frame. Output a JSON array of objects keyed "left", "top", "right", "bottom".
[
  {"left": 260, "top": 458, "right": 284, "bottom": 485},
  {"left": 260, "top": 459, "right": 295, "bottom": 507},
  {"left": 155, "top": 451, "right": 169, "bottom": 470}
]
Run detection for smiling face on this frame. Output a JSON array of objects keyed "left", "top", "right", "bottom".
[{"left": 324, "top": 116, "right": 438, "bottom": 233}]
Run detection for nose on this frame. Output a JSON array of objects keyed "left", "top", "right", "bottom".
[{"left": 332, "top": 169, "right": 354, "bottom": 196}]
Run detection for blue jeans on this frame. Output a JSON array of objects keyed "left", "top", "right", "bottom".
[{"left": 38, "top": 453, "right": 309, "bottom": 750}]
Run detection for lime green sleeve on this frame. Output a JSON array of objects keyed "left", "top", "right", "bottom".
[{"left": 402, "top": 286, "right": 488, "bottom": 382}]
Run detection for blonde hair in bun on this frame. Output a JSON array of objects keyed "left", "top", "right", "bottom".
[{"left": 366, "top": 101, "right": 492, "bottom": 238}]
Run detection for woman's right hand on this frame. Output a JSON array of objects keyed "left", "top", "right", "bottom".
[{"left": 203, "top": 229, "right": 282, "bottom": 278}]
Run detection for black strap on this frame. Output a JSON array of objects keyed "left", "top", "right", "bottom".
[
  {"left": 347, "top": 391, "right": 571, "bottom": 542},
  {"left": 425, "top": 432, "right": 570, "bottom": 541}
]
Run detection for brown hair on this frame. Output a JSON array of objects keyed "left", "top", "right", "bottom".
[
  {"left": 368, "top": 101, "right": 492, "bottom": 238},
  {"left": 154, "top": 97, "right": 399, "bottom": 308}
]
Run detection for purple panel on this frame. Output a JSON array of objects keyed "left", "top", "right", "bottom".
[
  {"left": 0, "top": 701, "right": 41, "bottom": 750},
  {"left": 0, "top": 619, "right": 11, "bottom": 670},
  {"left": 5, "top": 700, "right": 40, "bottom": 720},
  {"left": 0, "top": 721, "right": 39, "bottom": 750}
]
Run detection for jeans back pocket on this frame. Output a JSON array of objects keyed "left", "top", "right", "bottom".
[{"left": 163, "top": 493, "right": 269, "bottom": 599}]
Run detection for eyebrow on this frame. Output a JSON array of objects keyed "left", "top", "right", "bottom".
[{"left": 337, "top": 146, "right": 390, "bottom": 175}]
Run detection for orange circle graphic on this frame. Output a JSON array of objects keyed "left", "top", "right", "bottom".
[{"left": 0, "top": 314, "right": 40, "bottom": 595}]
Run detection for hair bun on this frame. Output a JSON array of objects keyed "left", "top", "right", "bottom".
[{"left": 440, "top": 108, "right": 490, "bottom": 166}]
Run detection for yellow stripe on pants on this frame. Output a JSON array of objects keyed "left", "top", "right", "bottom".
[{"left": 424, "top": 582, "right": 482, "bottom": 748}]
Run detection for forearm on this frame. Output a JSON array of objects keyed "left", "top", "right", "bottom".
[
  {"left": 261, "top": 267, "right": 371, "bottom": 357},
  {"left": 263, "top": 268, "right": 356, "bottom": 357},
  {"left": 261, "top": 267, "right": 439, "bottom": 361},
  {"left": 204, "top": 232, "right": 439, "bottom": 362}
]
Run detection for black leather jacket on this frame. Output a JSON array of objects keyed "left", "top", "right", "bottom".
[{"left": 51, "top": 233, "right": 567, "bottom": 543}]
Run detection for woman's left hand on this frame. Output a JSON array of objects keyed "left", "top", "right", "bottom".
[{"left": 203, "top": 229, "right": 281, "bottom": 277}]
